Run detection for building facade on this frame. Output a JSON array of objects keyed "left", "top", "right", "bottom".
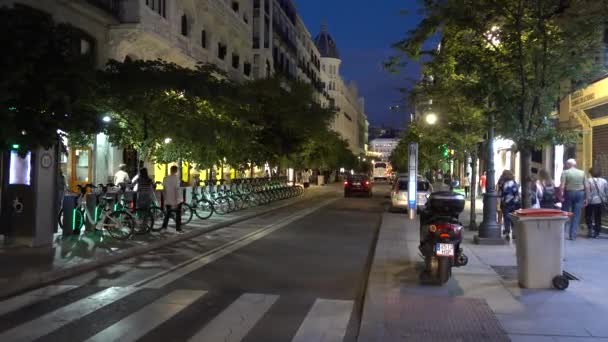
[
  {"left": 368, "top": 139, "right": 399, "bottom": 162},
  {"left": 3, "top": 0, "right": 367, "bottom": 186},
  {"left": 314, "top": 25, "right": 368, "bottom": 155}
]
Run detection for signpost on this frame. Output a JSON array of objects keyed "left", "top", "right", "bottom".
[{"left": 408, "top": 143, "right": 418, "bottom": 219}]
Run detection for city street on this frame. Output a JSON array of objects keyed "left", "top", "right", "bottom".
[{"left": 0, "top": 185, "right": 386, "bottom": 342}]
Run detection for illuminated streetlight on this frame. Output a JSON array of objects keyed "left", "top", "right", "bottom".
[
  {"left": 164, "top": 137, "right": 172, "bottom": 144},
  {"left": 102, "top": 116, "right": 111, "bottom": 123},
  {"left": 425, "top": 113, "right": 438, "bottom": 125}
]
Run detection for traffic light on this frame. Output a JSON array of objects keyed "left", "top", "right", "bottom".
[
  {"left": 441, "top": 144, "right": 449, "bottom": 157},
  {"left": 10, "top": 144, "right": 20, "bottom": 150}
]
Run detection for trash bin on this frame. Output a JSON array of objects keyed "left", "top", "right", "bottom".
[
  {"left": 510, "top": 209, "right": 572, "bottom": 290},
  {"left": 318, "top": 175, "right": 325, "bottom": 186}
]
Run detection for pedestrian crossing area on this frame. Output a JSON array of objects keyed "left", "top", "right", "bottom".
[{"left": 0, "top": 285, "right": 355, "bottom": 342}]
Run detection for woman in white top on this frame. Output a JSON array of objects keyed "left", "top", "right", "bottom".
[{"left": 586, "top": 167, "right": 608, "bottom": 238}]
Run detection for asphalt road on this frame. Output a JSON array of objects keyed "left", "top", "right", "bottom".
[{"left": 0, "top": 184, "right": 390, "bottom": 342}]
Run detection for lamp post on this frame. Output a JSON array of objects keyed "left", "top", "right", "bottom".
[{"left": 474, "top": 111, "right": 504, "bottom": 244}]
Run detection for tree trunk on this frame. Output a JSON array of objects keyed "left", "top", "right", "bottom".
[
  {"left": 520, "top": 148, "right": 532, "bottom": 209},
  {"left": 470, "top": 151, "right": 478, "bottom": 231}
]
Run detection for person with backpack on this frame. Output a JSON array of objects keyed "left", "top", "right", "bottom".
[
  {"left": 537, "top": 169, "right": 557, "bottom": 209},
  {"left": 526, "top": 175, "right": 540, "bottom": 209},
  {"left": 499, "top": 170, "right": 520, "bottom": 240},
  {"left": 586, "top": 167, "right": 608, "bottom": 238}
]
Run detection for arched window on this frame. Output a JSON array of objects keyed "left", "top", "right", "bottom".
[{"left": 181, "top": 15, "right": 189, "bottom": 36}]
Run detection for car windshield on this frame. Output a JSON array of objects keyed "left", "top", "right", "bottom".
[
  {"left": 398, "top": 180, "right": 430, "bottom": 191},
  {"left": 374, "top": 163, "right": 386, "bottom": 168}
]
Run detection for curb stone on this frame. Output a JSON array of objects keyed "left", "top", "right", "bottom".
[{"left": 0, "top": 190, "right": 332, "bottom": 300}]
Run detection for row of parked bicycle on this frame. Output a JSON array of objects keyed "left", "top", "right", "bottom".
[{"left": 58, "top": 178, "right": 304, "bottom": 240}]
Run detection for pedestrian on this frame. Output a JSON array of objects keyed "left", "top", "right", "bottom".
[
  {"left": 303, "top": 169, "right": 311, "bottom": 189},
  {"left": 135, "top": 168, "right": 154, "bottom": 210},
  {"left": 586, "top": 167, "right": 607, "bottom": 238},
  {"left": 537, "top": 169, "right": 557, "bottom": 209},
  {"left": 463, "top": 173, "right": 471, "bottom": 199},
  {"left": 499, "top": 170, "right": 521, "bottom": 240},
  {"left": 560, "top": 159, "right": 589, "bottom": 240},
  {"left": 496, "top": 171, "right": 506, "bottom": 226},
  {"left": 113, "top": 164, "right": 130, "bottom": 186},
  {"left": 479, "top": 171, "right": 487, "bottom": 195},
  {"left": 57, "top": 169, "right": 66, "bottom": 218},
  {"left": 161, "top": 165, "right": 183, "bottom": 233}
]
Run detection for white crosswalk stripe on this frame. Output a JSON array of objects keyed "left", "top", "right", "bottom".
[
  {"left": 85, "top": 289, "right": 207, "bottom": 342},
  {"left": 0, "top": 285, "right": 78, "bottom": 317},
  {"left": 291, "top": 299, "right": 354, "bottom": 342},
  {"left": 0, "top": 289, "right": 353, "bottom": 342},
  {"left": 0, "top": 286, "right": 138, "bottom": 342},
  {"left": 188, "top": 293, "right": 278, "bottom": 342}
]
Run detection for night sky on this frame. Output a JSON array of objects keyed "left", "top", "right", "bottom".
[{"left": 295, "top": 0, "right": 423, "bottom": 128}]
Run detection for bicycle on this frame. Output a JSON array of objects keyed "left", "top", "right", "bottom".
[{"left": 58, "top": 184, "right": 135, "bottom": 240}]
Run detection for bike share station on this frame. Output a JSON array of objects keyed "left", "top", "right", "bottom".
[{"left": 0, "top": 146, "right": 58, "bottom": 247}]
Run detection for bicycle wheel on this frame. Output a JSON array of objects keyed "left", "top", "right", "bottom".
[
  {"left": 133, "top": 209, "right": 154, "bottom": 235},
  {"left": 150, "top": 206, "right": 166, "bottom": 232},
  {"left": 195, "top": 199, "right": 214, "bottom": 220},
  {"left": 60, "top": 208, "right": 85, "bottom": 232},
  {"left": 181, "top": 203, "right": 193, "bottom": 225},
  {"left": 213, "top": 198, "right": 229, "bottom": 215},
  {"left": 104, "top": 211, "right": 134, "bottom": 240}
]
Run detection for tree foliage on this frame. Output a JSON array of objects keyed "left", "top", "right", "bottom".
[
  {"left": 390, "top": 0, "right": 607, "bottom": 207},
  {"left": 0, "top": 5, "right": 102, "bottom": 150}
]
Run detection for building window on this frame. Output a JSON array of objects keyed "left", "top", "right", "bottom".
[
  {"left": 218, "top": 43, "right": 227, "bottom": 60},
  {"left": 201, "top": 30, "right": 207, "bottom": 48},
  {"left": 232, "top": 1, "right": 239, "bottom": 12},
  {"left": 146, "top": 0, "right": 166, "bottom": 18},
  {"left": 181, "top": 15, "right": 189, "bottom": 36},
  {"left": 254, "top": 0, "right": 260, "bottom": 9},
  {"left": 244, "top": 62, "right": 252, "bottom": 76},
  {"left": 232, "top": 54, "right": 240, "bottom": 69}
]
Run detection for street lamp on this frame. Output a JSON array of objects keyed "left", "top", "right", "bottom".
[
  {"left": 102, "top": 116, "right": 111, "bottom": 123},
  {"left": 425, "top": 112, "right": 438, "bottom": 125},
  {"left": 164, "top": 137, "right": 172, "bottom": 144},
  {"left": 475, "top": 26, "right": 504, "bottom": 245}
]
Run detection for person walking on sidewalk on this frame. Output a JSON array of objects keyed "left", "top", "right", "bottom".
[
  {"left": 499, "top": 170, "right": 521, "bottom": 240},
  {"left": 135, "top": 168, "right": 154, "bottom": 210},
  {"left": 586, "top": 167, "right": 607, "bottom": 239},
  {"left": 113, "top": 164, "right": 130, "bottom": 187},
  {"left": 479, "top": 171, "right": 487, "bottom": 196},
  {"left": 161, "top": 166, "right": 183, "bottom": 233},
  {"left": 463, "top": 173, "right": 471, "bottom": 199},
  {"left": 560, "top": 159, "right": 589, "bottom": 240},
  {"left": 537, "top": 169, "right": 557, "bottom": 209}
]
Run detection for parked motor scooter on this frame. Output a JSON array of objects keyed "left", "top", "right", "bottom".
[{"left": 419, "top": 190, "right": 468, "bottom": 285}]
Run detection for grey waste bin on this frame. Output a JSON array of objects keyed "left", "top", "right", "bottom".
[{"left": 510, "top": 209, "right": 571, "bottom": 289}]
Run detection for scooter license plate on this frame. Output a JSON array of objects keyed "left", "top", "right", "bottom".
[{"left": 436, "top": 243, "right": 454, "bottom": 257}]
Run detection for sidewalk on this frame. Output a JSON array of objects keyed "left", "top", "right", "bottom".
[
  {"left": 359, "top": 198, "right": 608, "bottom": 341},
  {"left": 0, "top": 185, "right": 336, "bottom": 299}
]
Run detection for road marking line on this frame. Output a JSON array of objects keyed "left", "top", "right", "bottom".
[
  {"left": 134, "top": 198, "right": 337, "bottom": 289},
  {"left": 188, "top": 293, "right": 278, "bottom": 342},
  {"left": 291, "top": 299, "right": 353, "bottom": 342},
  {"left": 0, "top": 285, "right": 78, "bottom": 317},
  {"left": 85, "top": 290, "right": 206, "bottom": 342},
  {"left": 0, "top": 286, "right": 138, "bottom": 342}
]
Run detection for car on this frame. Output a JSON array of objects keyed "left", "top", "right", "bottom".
[
  {"left": 344, "top": 174, "right": 373, "bottom": 197},
  {"left": 390, "top": 176, "right": 433, "bottom": 211}
]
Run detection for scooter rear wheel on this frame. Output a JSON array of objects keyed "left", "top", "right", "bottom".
[{"left": 438, "top": 256, "right": 451, "bottom": 284}]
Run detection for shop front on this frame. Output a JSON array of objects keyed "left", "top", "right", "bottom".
[{"left": 559, "top": 75, "right": 608, "bottom": 172}]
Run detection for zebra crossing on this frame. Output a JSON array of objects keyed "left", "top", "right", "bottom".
[{"left": 0, "top": 285, "right": 355, "bottom": 342}]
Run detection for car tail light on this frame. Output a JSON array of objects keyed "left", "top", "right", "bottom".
[
  {"left": 344, "top": 181, "right": 349, "bottom": 186},
  {"left": 439, "top": 233, "right": 450, "bottom": 239},
  {"left": 365, "top": 181, "right": 370, "bottom": 186},
  {"left": 431, "top": 223, "right": 461, "bottom": 233}
]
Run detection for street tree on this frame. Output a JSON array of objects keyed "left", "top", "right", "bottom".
[
  {"left": 0, "top": 5, "right": 102, "bottom": 151},
  {"left": 390, "top": 0, "right": 606, "bottom": 207}
]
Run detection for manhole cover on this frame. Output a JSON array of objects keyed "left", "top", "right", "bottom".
[{"left": 394, "top": 295, "right": 508, "bottom": 341}]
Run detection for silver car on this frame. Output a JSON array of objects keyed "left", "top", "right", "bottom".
[{"left": 390, "top": 176, "right": 433, "bottom": 211}]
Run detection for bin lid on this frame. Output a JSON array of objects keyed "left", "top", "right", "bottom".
[{"left": 513, "top": 208, "right": 572, "bottom": 217}]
